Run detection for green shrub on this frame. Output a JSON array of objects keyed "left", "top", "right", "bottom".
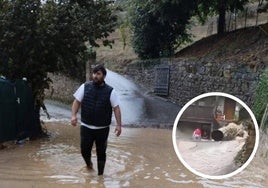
[{"left": 252, "top": 68, "right": 268, "bottom": 124}]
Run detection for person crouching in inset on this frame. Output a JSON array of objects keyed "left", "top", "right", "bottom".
[{"left": 192, "top": 128, "right": 201, "bottom": 141}]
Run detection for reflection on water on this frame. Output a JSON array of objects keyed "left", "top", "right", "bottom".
[{"left": 0, "top": 123, "right": 267, "bottom": 188}]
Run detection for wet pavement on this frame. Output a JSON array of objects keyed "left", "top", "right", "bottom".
[{"left": 0, "top": 123, "right": 267, "bottom": 188}]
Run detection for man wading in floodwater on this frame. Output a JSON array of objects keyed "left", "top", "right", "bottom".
[{"left": 71, "top": 65, "right": 122, "bottom": 176}]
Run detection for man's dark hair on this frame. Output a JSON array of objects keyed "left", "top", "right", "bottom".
[{"left": 93, "top": 65, "right": 107, "bottom": 76}]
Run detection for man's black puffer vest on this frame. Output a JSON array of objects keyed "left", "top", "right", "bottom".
[{"left": 81, "top": 81, "right": 113, "bottom": 127}]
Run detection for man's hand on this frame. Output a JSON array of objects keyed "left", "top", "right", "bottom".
[
  {"left": 114, "top": 125, "right": 121, "bottom": 137},
  {"left": 71, "top": 116, "right": 78, "bottom": 126}
]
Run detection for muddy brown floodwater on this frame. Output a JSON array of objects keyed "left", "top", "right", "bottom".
[{"left": 0, "top": 123, "right": 267, "bottom": 188}]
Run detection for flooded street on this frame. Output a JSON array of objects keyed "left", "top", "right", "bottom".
[
  {"left": 0, "top": 123, "right": 267, "bottom": 188},
  {"left": 0, "top": 123, "right": 196, "bottom": 188},
  {"left": 0, "top": 70, "right": 268, "bottom": 187}
]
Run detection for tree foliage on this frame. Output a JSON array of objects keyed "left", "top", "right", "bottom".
[
  {"left": 0, "top": 0, "right": 117, "bottom": 137},
  {"left": 196, "top": 0, "right": 249, "bottom": 34},
  {"left": 130, "top": 0, "right": 196, "bottom": 59}
]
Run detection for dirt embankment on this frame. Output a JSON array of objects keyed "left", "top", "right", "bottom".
[{"left": 175, "top": 23, "right": 268, "bottom": 64}]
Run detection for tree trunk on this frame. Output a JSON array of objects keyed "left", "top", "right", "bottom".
[
  {"left": 217, "top": 1, "right": 226, "bottom": 34},
  {"left": 30, "top": 90, "right": 48, "bottom": 139},
  {"left": 31, "top": 104, "right": 46, "bottom": 139}
]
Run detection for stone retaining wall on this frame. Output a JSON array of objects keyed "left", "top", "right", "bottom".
[
  {"left": 45, "top": 59, "right": 265, "bottom": 107},
  {"left": 127, "top": 58, "right": 266, "bottom": 107}
]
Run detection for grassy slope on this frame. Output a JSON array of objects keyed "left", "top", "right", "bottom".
[{"left": 96, "top": 12, "right": 268, "bottom": 71}]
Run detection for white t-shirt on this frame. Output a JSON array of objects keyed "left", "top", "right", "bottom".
[{"left": 73, "top": 83, "right": 119, "bottom": 129}]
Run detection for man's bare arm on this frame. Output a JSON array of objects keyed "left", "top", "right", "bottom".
[
  {"left": 71, "top": 99, "right": 81, "bottom": 126},
  {"left": 114, "top": 105, "right": 122, "bottom": 136}
]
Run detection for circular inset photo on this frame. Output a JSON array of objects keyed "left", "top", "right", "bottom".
[{"left": 172, "top": 92, "right": 259, "bottom": 179}]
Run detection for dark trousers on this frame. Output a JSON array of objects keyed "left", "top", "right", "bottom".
[{"left": 80, "top": 126, "right": 110, "bottom": 175}]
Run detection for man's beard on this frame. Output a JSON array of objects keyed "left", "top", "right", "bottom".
[{"left": 93, "top": 78, "right": 104, "bottom": 86}]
